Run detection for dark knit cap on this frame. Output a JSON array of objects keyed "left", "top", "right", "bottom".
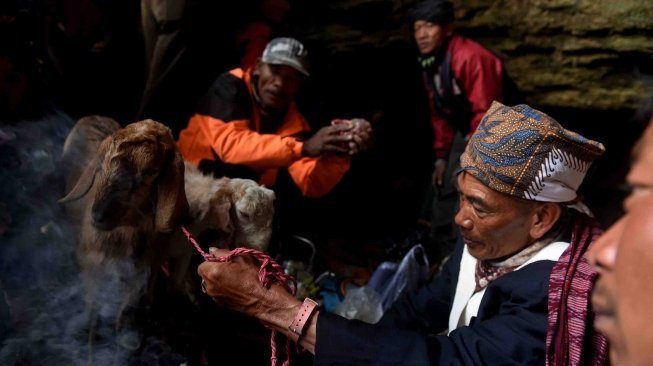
[{"left": 409, "top": 0, "right": 455, "bottom": 24}]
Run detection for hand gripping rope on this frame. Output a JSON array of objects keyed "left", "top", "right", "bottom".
[{"left": 182, "top": 226, "right": 297, "bottom": 366}]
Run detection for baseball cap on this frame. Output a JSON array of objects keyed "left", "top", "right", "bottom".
[{"left": 261, "top": 37, "right": 310, "bottom": 77}]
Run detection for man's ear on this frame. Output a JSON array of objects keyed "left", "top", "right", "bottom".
[
  {"left": 529, "top": 202, "right": 562, "bottom": 240},
  {"left": 252, "top": 59, "right": 263, "bottom": 76}
]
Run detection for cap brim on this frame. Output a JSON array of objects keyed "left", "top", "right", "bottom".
[{"left": 261, "top": 56, "right": 310, "bottom": 77}]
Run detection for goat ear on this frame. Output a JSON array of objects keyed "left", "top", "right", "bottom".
[
  {"left": 59, "top": 136, "right": 113, "bottom": 203},
  {"left": 155, "top": 148, "right": 189, "bottom": 233},
  {"left": 267, "top": 189, "right": 276, "bottom": 201}
]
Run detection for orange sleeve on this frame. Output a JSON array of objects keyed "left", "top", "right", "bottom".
[
  {"left": 287, "top": 155, "right": 351, "bottom": 198},
  {"left": 179, "top": 114, "right": 304, "bottom": 168}
]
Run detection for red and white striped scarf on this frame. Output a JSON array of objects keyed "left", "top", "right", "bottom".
[{"left": 546, "top": 211, "right": 608, "bottom": 366}]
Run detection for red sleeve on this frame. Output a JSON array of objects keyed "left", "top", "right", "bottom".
[
  {"left": 452, "top": 42, "right": 504, "bottom": 138},
  {"left": 432, "top": 112, "right": 456, "bottom": 159}
]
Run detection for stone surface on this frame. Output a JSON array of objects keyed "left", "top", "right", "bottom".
[
  {"left": 292, "top": 0, "right": 653, "bottom": 110},
  {"left": 286, "top": 0, "right": 653, "bottom": 226}
]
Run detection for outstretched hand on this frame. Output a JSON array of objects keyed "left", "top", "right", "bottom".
[
  {"left": 197, "top": 247, "right": 299, "bottom": 321},
  {"left": 330, "top": 118, "right": 374, "bottom": 155},
  {"left": 301, "top": 119, "right": 375, "bottom": 157},
  {"left": 198, "top": 247, "right": 319, "bottom": 353},
  {"left": 301, "top": 123, "right": 353, "bottom": 157},
  {"left": 347, "top": 119, "right": 374, "bottom": 155}
]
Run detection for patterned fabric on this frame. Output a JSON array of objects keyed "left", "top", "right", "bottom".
[
  {"left": 474, "top": 261, "right": 516, "bottom": 293},
  {"left": 460, "top": 101, "right": 605, "bottom": 202},
  {"left": 546, "top": 210, "right": 608, "bottom": 366},
  {"left": 474, "top": 239, "right": 549, "bottom": 292}
]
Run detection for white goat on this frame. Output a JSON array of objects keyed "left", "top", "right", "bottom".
[{"left": 165, "top": 162, "right": 276, "bottom": 302}]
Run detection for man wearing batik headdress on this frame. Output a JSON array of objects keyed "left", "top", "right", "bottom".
[{"left": 195, "top": 102, "right": 609, "bottom": 365}]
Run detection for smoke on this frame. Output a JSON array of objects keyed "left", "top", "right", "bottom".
[{"left": 0, "top": 107, "right": 186, "bottom": 365}]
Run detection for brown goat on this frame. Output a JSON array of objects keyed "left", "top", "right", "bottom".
[{"left": 59, "top": 118, "right": 188, "bottom": 359}]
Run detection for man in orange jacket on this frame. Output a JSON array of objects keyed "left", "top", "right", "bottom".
[{"left": 177, "top": 37, "right": 373, "bottom": 199}]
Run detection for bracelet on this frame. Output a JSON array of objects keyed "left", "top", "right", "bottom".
[{"left": 287, "top": 298, "right": 318, "bottom": 343}]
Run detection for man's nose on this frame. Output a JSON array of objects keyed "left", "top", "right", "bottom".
[
  {"left": 587, "top": 217, "right": 624, "bottom": 271},
  {"left": 454, "top": 205, "right": 472, "bottom": 230},
  {"left": 272, "top": 75, "right": 285, "bottom": 88}
]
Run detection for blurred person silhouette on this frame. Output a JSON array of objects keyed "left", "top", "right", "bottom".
[
  {"left": 138, "top": 1, "right": 245, "bottom": 137},
  {"left": 236, "top": 0, "right": 291, "bottom": 70},
  {"left": 138, "top": 0, "right": 191, "bottom": 134},
  {"left": 588, "top": 94, "right": 653, "bottom": 366}
]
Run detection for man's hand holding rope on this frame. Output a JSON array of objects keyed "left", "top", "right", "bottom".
[{"left": 198, "top": 247, "right": 319, "bottom": 353}]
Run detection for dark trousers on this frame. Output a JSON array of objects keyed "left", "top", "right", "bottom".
[
  {"left": 430, "top": 133, "right": 466, "bottom": 264},
  {"left": 138, "top": 0, "right": 191, "bottom": 135}
]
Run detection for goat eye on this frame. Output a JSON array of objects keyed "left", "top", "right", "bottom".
[
  {"left": 238, "top": 211, "right": 251, "bottom": 221},
  {"left": 142, "top": 169, "right": 158, "bottom": 177}
]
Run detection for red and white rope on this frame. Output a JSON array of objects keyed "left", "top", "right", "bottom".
[{"left": 182, "top": 226, "right": 297, "bottom": 366}]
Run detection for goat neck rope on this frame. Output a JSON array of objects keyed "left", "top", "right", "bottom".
[{"left": 181, "top": 226, "right": 297, "bottom": 366}]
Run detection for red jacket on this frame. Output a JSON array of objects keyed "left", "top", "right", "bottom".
[
  {"left": 424, "top": 35, "right": 504, "bottom": 159},
  {"left": 177, "top": 68, "right": 351, "bottom": 198}
]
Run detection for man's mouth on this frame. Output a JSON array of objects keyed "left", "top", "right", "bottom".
[
  {"left": 591, "top": 285, "right": 617, "bottom": 337},
  {"left": 462, "top": 236, "right": 482, "bottom": 247},
  {"left": 265, "top": 88, "right": 281, "bottom": 98},
  {"left": 265, "top": 90, "right": 286, "bottom": 104}
]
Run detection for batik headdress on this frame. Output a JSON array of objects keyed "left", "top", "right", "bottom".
[{"left": 459, "top": 101, "right": 605, "bottom": 202}]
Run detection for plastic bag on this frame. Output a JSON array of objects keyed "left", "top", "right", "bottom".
[
  {"left": 334, "top": 285, "right": 384, "bottom": 324},
  {"left": 333, "top": 244, "right": 430, "bottom": 323},
  {"left": 368, "top": 244, "right": 430, "bottom": 312}
]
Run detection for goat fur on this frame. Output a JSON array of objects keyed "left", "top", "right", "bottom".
[
  {"left": 165, "top": 162, "right": 276, "bottom": 300},
  {"left": 184, "top": 162, "right": 275, "bottom": 251},
  {"left": 60, "top": 117, "right": 188, "bottom": 335}
]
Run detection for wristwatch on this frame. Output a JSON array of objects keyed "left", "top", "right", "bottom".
[{"left": 287, "top": 298, "right": 319, "bottom": 343}]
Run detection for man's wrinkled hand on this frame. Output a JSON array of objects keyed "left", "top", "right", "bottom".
[
  {"left": 301, "top": 124, "right": 353, "bottom": 157},
  {"left": 347, "top": 119, "right": 374, "bottom": 155},
  {"left": 197, "top": 247, "right": 267, "bottom": 317}
]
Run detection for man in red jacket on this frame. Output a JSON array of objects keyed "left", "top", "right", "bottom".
[{"left": 412, "top": 0, "right": 504, "bottom": 263}]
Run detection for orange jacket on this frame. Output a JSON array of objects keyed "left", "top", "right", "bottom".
[{"left": 177, "top": 68, "right": 350, "bottom": 198}]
